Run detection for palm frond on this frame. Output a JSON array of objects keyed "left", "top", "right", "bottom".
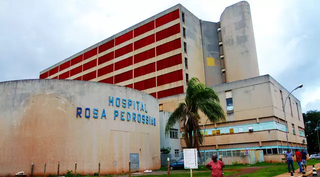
[
  {"left": 198, "top": 99, "right": 226, "bottom": 122},
  {"left": 165, "top": 102, "right": 187, "bottom": 135},
  {"left": 185, "top": 78, "right": 202, "bottom": 106},
  {"left": 192, "top": 87, "right": 220, "bottom": 103}
]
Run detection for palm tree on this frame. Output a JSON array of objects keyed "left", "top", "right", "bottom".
[{"left": 165, "top": 77, "right": 225, "bottom": 158}]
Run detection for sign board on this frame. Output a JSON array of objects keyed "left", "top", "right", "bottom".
[{"left": 183, "top": 149, "right": 198, "bottom": 169}]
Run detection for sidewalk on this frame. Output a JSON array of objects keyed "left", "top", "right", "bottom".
[{"left": 275, "top": 163, "right": 320, "bottom": 177}]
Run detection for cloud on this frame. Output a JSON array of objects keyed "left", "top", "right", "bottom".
[
  {"left": 301, "top": 87, "right": 320, "bottom": 110},
  {"left": 0, "top": 0, "right": 319, "bottom": 112}
]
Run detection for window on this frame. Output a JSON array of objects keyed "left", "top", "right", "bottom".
[
  {"left": 267, "top": 149, "right": 272, "bottom": 154},
  {"left": 272, "top": 148, "right": 278, "bottom": 154},
  {"left": 296, "top": 103, "right": 300, "bottom": 120},
  {"left": 212, "top": 130, "right": 216, "bottom": 135},
  {"left": 159, "top": 104, "right": 163, "bottom": 112},
  {"left": 289, "top": 97, "right": 293, "bottom": 116},
  {"left": 292, "top": 124, "right": 295, "bottom": 135},
  {"left": 229, "top": 128, "right": 234, "bottom": 134},
  {"left": 170, "top": 129, "right": 178, "bottom": 139},
  {"left": 183, "top": 27, "right": 186, "bottom": 38},
  {"left": 280, "top": 90, "right": 284, "bottom": 110},
  {"left": 182, "top": 12, "right": 185, "bottom": 23},
  {"left": 175, "top": 149, "right": 180, "bottom": 157},
  {"left": 238, "top": 127, "right": 244, "bottom": 133},
  {"left": 216, "top": 130, "right": 221, "bottom": 135},
  {"left": 184, "top": 42, "right": 187, "bottom": 53},
  {"left": 263, "top": 149, "right": 267, "bottom": 155},
  {"left": 225, "top": 91, "right": 233, "bottom": 112},
  {"left": 186, "top": 73, "right": 189, "bottom": 85},
  {"left": 185, "top": 57, "right": 188, "bottom": 69}
]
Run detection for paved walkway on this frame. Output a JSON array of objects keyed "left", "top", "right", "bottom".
[{"left": 275, "top": 163, "right": 320, "bottom": 177}]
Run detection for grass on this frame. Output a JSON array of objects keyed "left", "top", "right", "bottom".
[
  {"left": 157, "top": 159, "right": 320, "bottom": 177},
  {"left": 134, "top": 171, "right": 237, "bottom": 177},
  {"left": 237, "top": 159, "right": 320, "bottom": 177}
]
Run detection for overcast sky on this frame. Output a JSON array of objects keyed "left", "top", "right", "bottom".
[{"left": 0, "top": 0, "right": 319, "bottom": 113}]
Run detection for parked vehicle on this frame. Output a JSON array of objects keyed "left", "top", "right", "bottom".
[
  {"left": 309, "top": 154, "right": 320, "bottom": 159},
  {"left": 170, "top": 159, "right": 184, "bottom": 170}
]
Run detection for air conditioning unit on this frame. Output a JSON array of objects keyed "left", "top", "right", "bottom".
[
  {"left": 220, "top": 55, "right": 224, "bottom": 59},
  {"left": 217, "top": 28, "right": 221, "bottom": 32},
  {"left": 219, "top": 42, "right": 223, "bottom": 46},
  {"left": 248, "top": 127, "right": 254, "bottom": 132}
]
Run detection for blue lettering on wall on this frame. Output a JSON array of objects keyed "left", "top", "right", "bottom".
[
  {"left": 76, "top": 107, "right": 82, "bottom": 118},
  {"left": 121, "top": 111, "right": 125, "bottom": 121},
  {"left": 76, "top": 96, "right": 157, "bottom": 127},
  {"left": 122, "top": 99, "right": 127, "bottom": 108},
  {"left": 128, "top": 99, "right": 132, "bottom": 108},
  {"left": 114, "top": 110, "right": 119, "bottom": 119},
  {"left": 85, "top": 108, "right": 90, "bottom": 118},
  {"left": 132, "top": 113, "right": 136, "bottom": 122},
  {"left": 127, "top": 112, "right": 131, "bottom": 121},
  {"left": 142, "top": 115, "right": 145, "bottom": 124},
  {"left": 137, "top": 114, "right": 141, "bottom": 123},
  {"left": 145, "top": 103, "right": 147, "bottom": 113},
  {"left": 109, "top": 96, "right": 114, "bottom": 106},
  {"left": 101, "top": 109, "right": 106, "bottom": 119},
  {"left": 93, "top": 108, "right": 98, "bottom": 119},
  {"left": 136, "top": 101, "right": 140, "bottom": 111},
  {"left": 116, "top": 97, "right": 120, "bottom": 107}
]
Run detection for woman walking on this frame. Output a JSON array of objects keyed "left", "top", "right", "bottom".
[{"left": 206, "top": 155, "right": 225, "bottom": 177}]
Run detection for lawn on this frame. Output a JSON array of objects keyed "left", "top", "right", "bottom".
[
  {"left": 134, "top": 171, "right": 237, "bottom": 177},
  {"left": 237, "top": 159, "right": 320, "bottom": 177},
  {"left": 157, "top": 159, "right": 320, "bottom": 177}
]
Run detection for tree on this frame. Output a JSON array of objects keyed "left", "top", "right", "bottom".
[
  {"left": 303, "top": 110, "right": 320, "bottom": 154},
  {"left": 165, "top": 77, "right": 225, "bottom": 158}
]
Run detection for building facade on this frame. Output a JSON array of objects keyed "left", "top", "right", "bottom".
[
  {"left": 159, "top": 111, "right": 181, "bottom": 164},
  {"left": 39, "top": 1, "right": 259, "bottom": 98},
  {"left": 39, "top": 1, "right": 306, "bottom": 164},
  {"left": 0, "top": 79, "right": 160, "bottom": 176}
]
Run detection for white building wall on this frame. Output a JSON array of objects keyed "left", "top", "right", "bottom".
[{"left": 159, "top": 111, "right": 181, "bottom": 161}]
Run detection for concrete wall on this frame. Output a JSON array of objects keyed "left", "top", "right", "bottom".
[
  {"left": 159, "top": 111, "right": 181, "bottom": 161},
  {"left": 180, "top": 6, "right": 206, "bottom": 88},
  {"left": 269, "top": 76, "right": 305, "bottom": 133},
  {"left": 220, "top": 1, "right": 259, "bottom": 82},
  {"left": 200, "top": 21, "right": 222, "bottom": 87},
  {"left": 0, "top": 79, "right": 160, "bottom": 176}
]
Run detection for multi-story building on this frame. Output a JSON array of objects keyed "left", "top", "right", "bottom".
[{"left": 40, "top": 1, "right": 306, "bottom": 163}]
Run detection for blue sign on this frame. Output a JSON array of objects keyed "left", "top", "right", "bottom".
[{"left": 76, "top": 96, "right": 156, "bottom": 126}]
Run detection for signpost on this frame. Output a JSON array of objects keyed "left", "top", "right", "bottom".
[{"left": 183, "top": 149, "right": 198, "bottom": 177}]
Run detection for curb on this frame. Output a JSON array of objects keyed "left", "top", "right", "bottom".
[{"left": 299, "top": 166, "right": 320, "bottom": 177}]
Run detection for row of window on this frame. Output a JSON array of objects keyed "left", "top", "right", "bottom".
[
  {"left": 223, "top": 90, "right": 301, "bottom": 122},
  {"left": 177, "top": 121, "right": 305, "bottom": 138},
  {"left": 195, "top": 147, "right": 307, "bottom": 162},
  {"left": 280, "top": 90, "right": 301, "bottom": 120}
]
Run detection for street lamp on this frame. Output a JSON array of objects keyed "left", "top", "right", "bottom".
[
  {"left": 283, "top": 84, "right": 303, "bottom": 150},
  {"left": 203, "top": 118, "right": 210, "bottom": 165}
]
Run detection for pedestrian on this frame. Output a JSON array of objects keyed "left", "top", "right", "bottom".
[
  {"left": 285, "top": 149, "right": 294, "bottom": 173},
  {"left": 295, "top": 149, "right": 303, "bottom": 173},
  {"left": 206, "top": 154, "right": 225, "bottom": 177},
  {"left": 301, "top": 149, "right": 307, "bottom": 171}
]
